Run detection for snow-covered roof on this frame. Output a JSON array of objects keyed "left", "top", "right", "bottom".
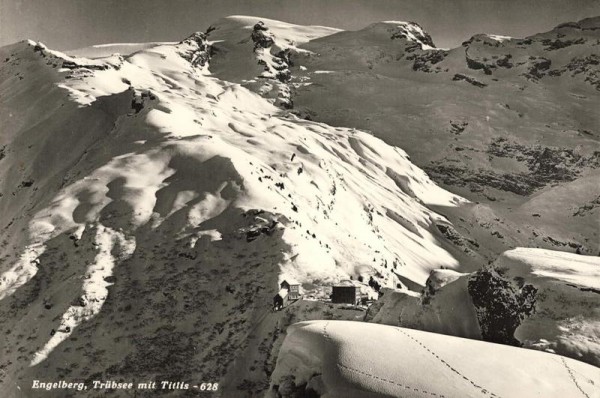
[{"left": 282, "top": 279, "right": 300, "bottom": 285}]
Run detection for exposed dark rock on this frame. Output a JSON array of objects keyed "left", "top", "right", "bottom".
[
  {"left": 425, "top": 163, "right": 542, "bottom": 195},
  {"left": 522, "top": 57, "right": 552, "bottom": 80},
  {"left": 496, "top": 54, "right": 513, "bottom": 68},
  {"left": 515, "top": 38, "right": 533, "bottom": 46},
  {"left": 573, "top": 195, "right": 600, "bottom": 216},
  {"left": 252, "top": 22, "right": 275, "bottom": 50},
  {"left": 565, "top": 54, "right": 600, "bottom": 89},
  {"left": 468, "top": 268, "right": 537, "bottom": 346},
  {"left": 18, "top": 180, "right": 34, "bottom": 188},
  {"left": 61, "top": 60, "right": 110, "bottom": 71},
  {"left": 487, "top": 138, "right": 600, "bottom": 186},
  {"left": 131, "top": 97, "right": 144, "bottom": 113},
  {"left": 465, "top": 51, "right": 494, "bottom": 75},
  {"left": 246, "top": 221, "right": 279, "bottom": 242},
  {"left": 33, "top": 43, "right": 46, "bottom": 54},
  {"left": 566, "top": 284, "right": 600, "bottom": 294},
  {"left": 407, "top": 49, "right": 447, "bottom": 72},
  {"left": 542, "top": 37, "right": 585, "bottom": 51},
  {"left": 452, "top": 73, "right": 487, "bottom": 88},
  {"left": 273, "top": 374, "right": 320, "bottom": 398},
  {"left": 178, "top": 32, "right": 211, "bottom": 68},
  {"left": 555, "top": 22, "right": 582, "bottom": 30},
  {"left": 449, "top": 120, "right": 468, "bottom": 135},
  {"left": 436, "top": 223, "right": 479, "bottom": 252}
]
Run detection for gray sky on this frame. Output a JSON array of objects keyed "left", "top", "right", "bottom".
[{"left": 1, "top": 0, "right": 598, "bottom": 50}]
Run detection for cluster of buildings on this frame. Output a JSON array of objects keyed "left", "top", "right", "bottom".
[{"left": 273, "top": 279, "right": 364, "bottom": 310}]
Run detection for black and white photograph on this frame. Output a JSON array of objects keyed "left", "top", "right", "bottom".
[{"left": 0, "top": 0, "right": 599, "bottom": 397}]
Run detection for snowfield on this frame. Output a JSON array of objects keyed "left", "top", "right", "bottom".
[
  {"left": 270, "top": 320, "right": 600, "bottom": 398},
  {"left": 65, "top": 42, "right": 178, "bottom": 59}
]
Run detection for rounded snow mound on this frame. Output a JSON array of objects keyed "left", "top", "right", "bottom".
[{"left": 270, "top": 320, "right": 600, "bottom": 398}]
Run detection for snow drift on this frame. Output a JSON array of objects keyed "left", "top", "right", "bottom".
[{"left": 270, "top": 320, "right": 600, "bottom": 398}]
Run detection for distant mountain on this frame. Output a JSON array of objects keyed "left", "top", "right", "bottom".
[{"left": 206, "top": 16, "right": 600, "bottom": 266}]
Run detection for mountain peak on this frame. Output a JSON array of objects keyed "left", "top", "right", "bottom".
[
  {"left": 554, "top": 15, "right": 600, "bottom": 31},
  {"left": 363, "top": 21, "right": 436, "bottom": 50}
]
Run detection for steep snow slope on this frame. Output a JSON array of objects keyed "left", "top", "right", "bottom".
[
  {"left": 369, "top": 248, "right": 600, "bottom": 366},
  {"left": 270, "top": 320, "right": 600, "bottom": 398},
  {"left": 0, "top": 30, "right": 464, "bottom": 396}
]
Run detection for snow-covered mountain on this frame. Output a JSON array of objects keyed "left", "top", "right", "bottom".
[
  {"left": 0, "top": 20, "right": 464, "bottom": 397},
  {"left": 258, "top": 16, "right": 599, "bottom": 264},
  {"left": 194, "top": 15, "right": 600, "bottom": 270},
  {"left": 0, "top": 14, "right": 597, "bottom": 398}
]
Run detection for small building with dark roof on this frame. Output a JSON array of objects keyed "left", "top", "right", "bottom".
[
  {"left": 273, "top": 288, "right": 289, "bottom": 311},
  {"left": 274, "top": 279, "right": 302, "bottom": 310},
  {"left": 280, "top": 280, "right": 301, "bottom": 300},
  {"left": 331, "top": 285, "right": 361, "bottom": 305}
]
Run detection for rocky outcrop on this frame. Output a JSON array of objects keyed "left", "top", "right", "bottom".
[
  {"left": 451, "top": 73, "right": 487, "bottom": 87},
  {"left": 368, "top": 248, "right": 600, "bottom": 366},
  {"left": 247, "top": 21, "right": 294, "bottom": 108},
  {"left": 61, "top": 59, "right": 111, "bottom": 71},
  {"left": 251, "top": 21, "right": 275, "bottom": 49},
  {"left": 549, "top": 54, "right": 600, "bottom": 90},
  {"left": 573, "top": 195, "right": 600, "bottom": 217},
  {"left": 522, "top": 57, "right": 552, "bottom": 81},
  {"left": 426, "top": 139, "right": 600, "bottom": 196},
  {"left": 408, "top": 49, "right": 448, "bottom": 72},
  {"left": 541, "top": 37, "right": 586, "bottom": 51},
  {"left": 435, "top": 223, "right": 479, "bottom": 255},
  {"left": 388, "top": 21, "right": 435, "bottom": 51},
  {"left": 178, "top": 32, "right": 211, "bottom": 68},
  {"left": 487, "top": 138, "right": 600, "bottom": 185},
  {"left": 467, "top": 268, "right": 537, "bottom": 346},
  {"left": 465, "top": 48, "right": 494, "bottom": 75}
]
